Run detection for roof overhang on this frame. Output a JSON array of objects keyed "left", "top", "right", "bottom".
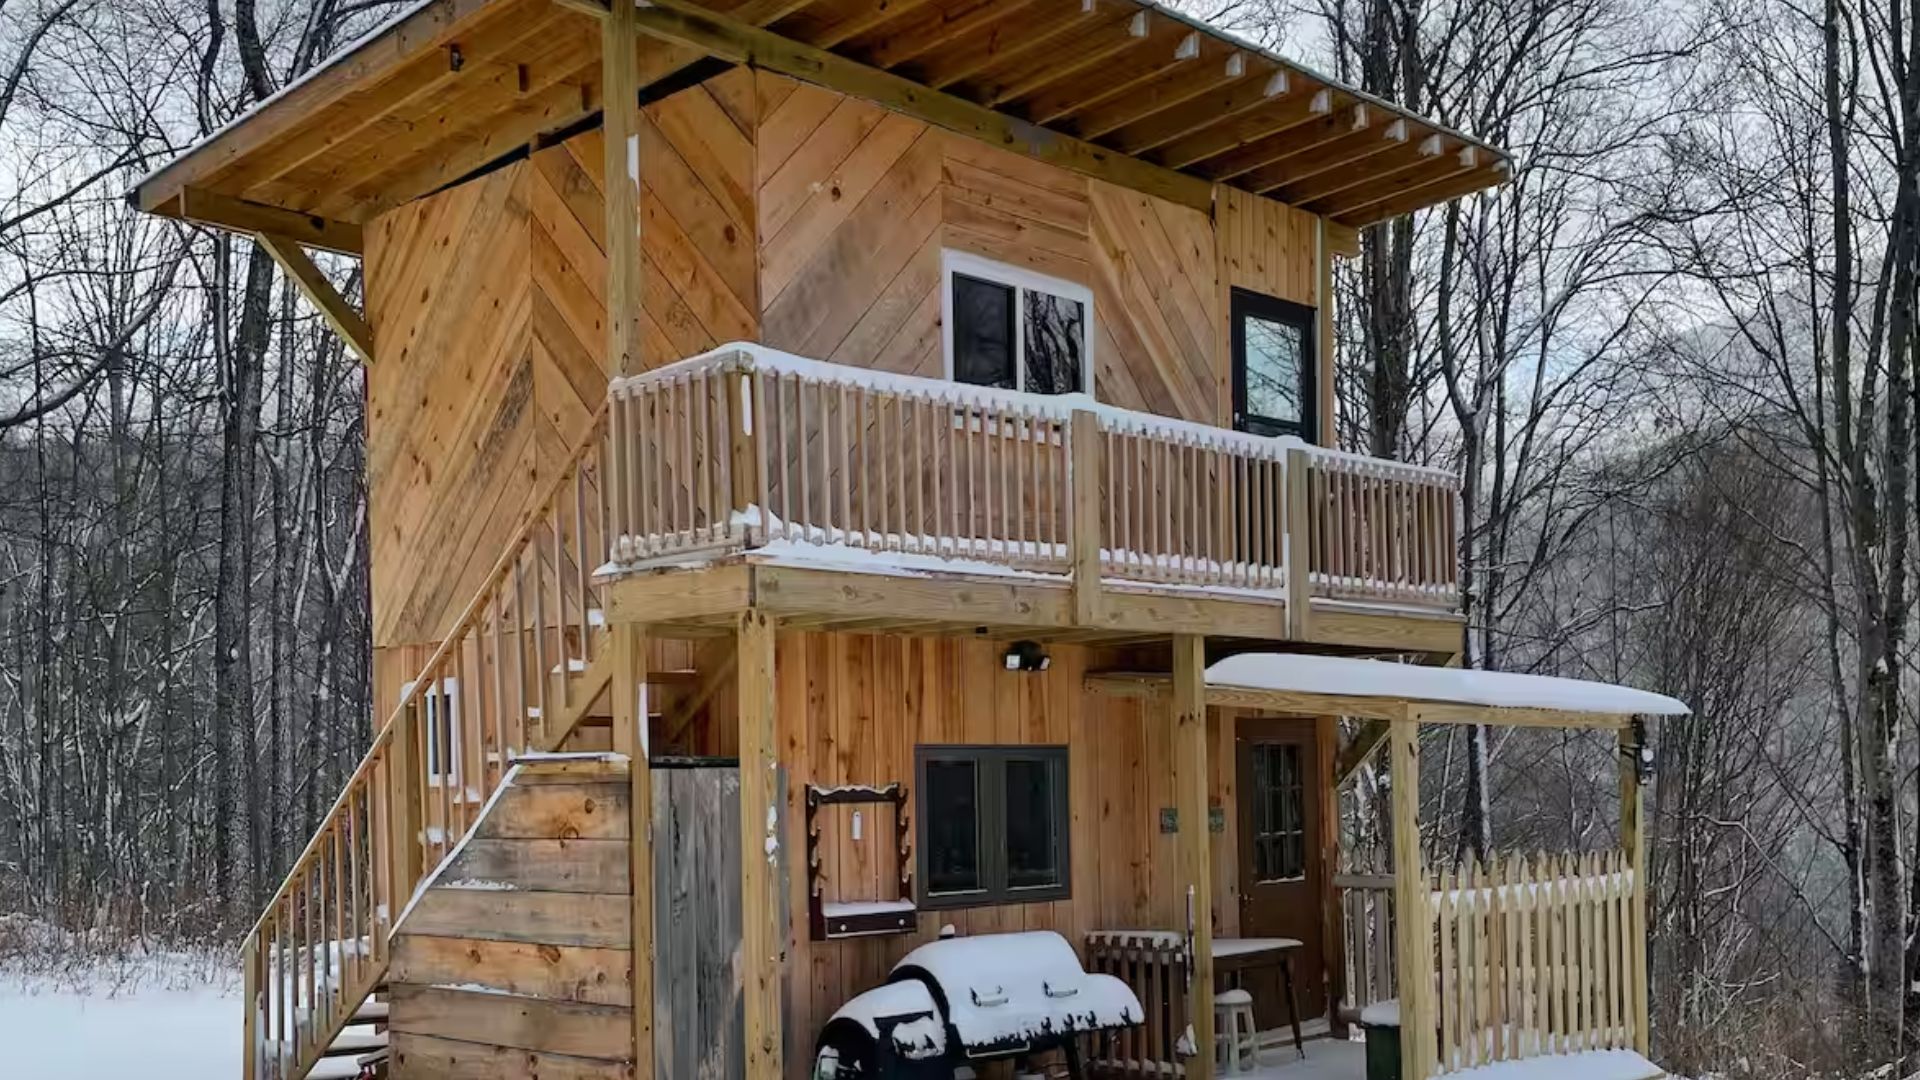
[
  {"left": 1090, "top": 654, "right": 1690, "bottom": 730},
  {"left": 131, "top": 0, "right": 1512, "bottom": 250}
]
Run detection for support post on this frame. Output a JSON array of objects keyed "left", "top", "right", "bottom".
[
  {"left": 610, "top": 625, "right": 655, "bottom": 1080},
  {"left": 1172, "top": 634, "right": 1214, "bottom": 1080},
  {"left": 602, "top": 0, "right": 645, "bottom": 376},
  {"left": 1071, "top": 409, "right": 1104, "bottom": 626},
  {"left": 1619, "top": 721, "right": 1649, "bottom": 1055},
  {"left": 1285, "top": 446, "right": 1312, "bottom": 640},
  {"left": 737, "top": 610, "right": 785, "bottom": 1080},
  {"left": 1390, "top": 714, "right": 1433, "bottom": 1080},
  {"left": 388, "top": 699, "right": 425, "bottom": 900},
  {"left": 241, "top": 935, "right": 259, "bottom": 1080}
]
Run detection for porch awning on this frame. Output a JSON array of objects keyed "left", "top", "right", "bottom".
[
  {"left": 1086, "top": 654, "right": 1688, "bottom": 729},
  {"left": 1206, "top": 653, "right": 1690, "bottom": 722}
]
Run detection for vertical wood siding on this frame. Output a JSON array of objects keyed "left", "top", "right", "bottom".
[{"left": 681, "top": 631, "right": 1252, "bottom": 1077}]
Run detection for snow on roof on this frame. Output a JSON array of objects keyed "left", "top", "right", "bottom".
[{"left": 1206, "top": 654, "right": 1690, "bottom": 717}]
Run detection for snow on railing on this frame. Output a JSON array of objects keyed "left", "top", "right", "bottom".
[{"left": 602, "top": 344, "right": 1462, "bottom": 612}]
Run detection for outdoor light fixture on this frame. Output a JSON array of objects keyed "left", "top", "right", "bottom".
[
  {"left": 1626, "top": 717, "right": 1655, "bottom": 782},
  {"left": 1004, "top": 640, "right": 1050, "bottom": 673}
]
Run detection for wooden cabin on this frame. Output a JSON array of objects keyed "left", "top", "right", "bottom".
[{"left": 130, "top": 2, "right": 1682, "bottom": 1079}]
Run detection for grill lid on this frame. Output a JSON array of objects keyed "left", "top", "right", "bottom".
[{"left": 891, "top": 931, "right": 1142, "bottom": 1052}]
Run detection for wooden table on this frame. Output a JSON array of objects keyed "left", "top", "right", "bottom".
[{"left": 1210, "top": 937, "right": 1306, "bottom": 1060}]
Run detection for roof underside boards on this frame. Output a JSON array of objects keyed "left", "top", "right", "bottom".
[
  {"left": 1204, "top": 653, "right": 1692, "bottom": 718},
  {"left": 134, "top": 0, "right": 1511, "bottom": 245}
]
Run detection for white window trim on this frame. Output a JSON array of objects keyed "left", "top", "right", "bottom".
[{"left": 941, "top": 249, "right": 1095, "bottom": 396}]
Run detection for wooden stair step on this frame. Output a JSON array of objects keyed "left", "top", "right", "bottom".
[
  {"left": 308, "top": 1057, "right": 369, "bottom": 1080},
  {"left": 322, "top": 1031, "right": 387, "bottom": 1057},
  {"left": 351, "top": 999, "right": 390, "bottom": 1024}
]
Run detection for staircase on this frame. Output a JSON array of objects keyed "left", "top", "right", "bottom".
[{"left": 242, "top": 407, "right": 636, "bottom": 1080}]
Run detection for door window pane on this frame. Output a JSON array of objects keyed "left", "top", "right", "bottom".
[
  {"left": 1251, "top": 744, "right": 1305, "bottom": 883},
  {"left": 925, "top": 760, "right": 982, "bottom": 894},
  {"left": 1244, "top": 315, "right": 1305, "bottom": 426},
  {"left": 1023, "top": 291, "right": 1085, "bottom": 395},
  {"left": 1004, "top": 757, "right": 1062, "bottom": 889},
  {"left": 952, "top": 274, "right": 1016, "bottom": 389}
]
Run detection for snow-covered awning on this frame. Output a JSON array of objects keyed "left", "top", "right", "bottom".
[
  {"left": 1088, "top": 654, "right": 1688, "bottom": 728},
  {"left": 1206, "top": 654, "right": 1689, "bottom": 721}
]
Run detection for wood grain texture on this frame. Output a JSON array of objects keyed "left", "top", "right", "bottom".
[
  {"left": 390, "top": 764, "right": 639, "bottom": 1072},
  {"left": 390, "top": 984, "right": 634, "bottom": 1059},
  {"left": 653, "top": 766, "right": 745, "bottom": 1080},
  {"left": 390, "top": 1031, "right": 633, "bottom": 1080},
  {"left": 391, "top": 934, "right": 633, "bottom": 1006},
  {"left": 367, "top": 70, "right": 758, "bottom": 650},
  {"left": 663, "top": 629, "right": 1262, "bottom": 1079},
  {"left": 755, "top": 76, "right": 1324, "bottom": 430}
]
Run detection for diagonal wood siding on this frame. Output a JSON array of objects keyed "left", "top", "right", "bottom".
[
  {"left": 367, "top": 72, "right": 758, "bottom": 648},
  {"left": 752, "top": 74, "right": 1319, "bottom": 428}
]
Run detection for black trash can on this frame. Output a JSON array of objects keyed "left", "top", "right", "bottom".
[{"left": 1360, "top": 1002, "right": 1401, "bottom": 1080}]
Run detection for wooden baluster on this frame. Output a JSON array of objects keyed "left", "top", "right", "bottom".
[
  {"left": 531, "top": 541, "right": 551, "bottom": 745},
  {"left": 1436, "top": 864, "right": 1454, "bottom": 1070},
  {"left": 510, "top": 557, "right": 528, "bottom": 753},
  {"left": 575, "top": 466, "right": 592, "bottom": 661},
  {"left": 491, "top": 590, "right": 509, "bottom": 768}
]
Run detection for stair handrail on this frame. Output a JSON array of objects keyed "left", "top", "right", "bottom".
[
  {"left": 242, "top": 401, "right": 611, "bottom": 1080},
  {"left": 243, "top": 399, "right": 611, "bottom": 942}
]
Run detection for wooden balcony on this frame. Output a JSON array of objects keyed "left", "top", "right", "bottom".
[{"left": 598, "top": 346, "right": 1462, "bottom": 647}]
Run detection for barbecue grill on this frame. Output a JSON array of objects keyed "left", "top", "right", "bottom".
[{"left": 812, "top": 931, "right": 1145, "bottom": 1079}]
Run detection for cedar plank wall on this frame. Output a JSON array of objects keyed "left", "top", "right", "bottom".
[
  {"left": 388, "top": 760, "right": 636, "bottom": 1079},
  {"left": 712, "top": 632, "right": 1247, "bottom": 1077},
  {"left": 754, "top": 72, "right": 1317, "bottom": 426},
  {"left": 364, "top": 70, "right": 758, "bottom": 703}
]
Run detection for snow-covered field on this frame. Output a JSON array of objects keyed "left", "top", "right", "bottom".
[{"left": 0, "top": 919, "right": 239, "bottom": 1079}]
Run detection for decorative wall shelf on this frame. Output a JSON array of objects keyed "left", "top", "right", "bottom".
[{"left": 806, "top": 783, "right": 915, "bottom": 941}]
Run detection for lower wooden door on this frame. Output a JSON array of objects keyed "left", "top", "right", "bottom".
[{"left": 1234, "top": 717, "right": 1329, "bottom": 1030}]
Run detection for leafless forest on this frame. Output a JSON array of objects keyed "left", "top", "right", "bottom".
[{"left": 1, "top": 0, "right": 1917, "bottom": 1076}]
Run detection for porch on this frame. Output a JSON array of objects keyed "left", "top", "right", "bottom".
[{"left": 1079, "top": 653, "right": 1686, "bottom": 1080}]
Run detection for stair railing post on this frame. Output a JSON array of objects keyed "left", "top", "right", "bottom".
[
  {"left": 242, "top": 931, "right": 259, "bottom": 1080},
  {"left": 389, "top": 699, "right": 426, "bottom": 903}
]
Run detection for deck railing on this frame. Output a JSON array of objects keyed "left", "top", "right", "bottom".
[
  {"left": 1407, "top": 852, "right": 1646, "bottom": 1078},
  {"left": 604, "top": 346, "right": 1461, "bottom": 609},
  {"left": 242, "top": 408, "right": 612, "bottom": 1080}
]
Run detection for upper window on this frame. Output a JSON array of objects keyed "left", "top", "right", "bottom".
[
  {"left": 916, "top": 745, "right": 1070, "bottom": 908},
  {"left": 1232, "top": 288, "right": 1317, "bottom": 441},
  {"left": 943, "top": 252, "right": 1092, "bottom": 396}
]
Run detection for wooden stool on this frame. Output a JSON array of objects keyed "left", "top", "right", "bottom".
[{"left": 1214, "top": 988, "right": 1260, "bottom": 1074}]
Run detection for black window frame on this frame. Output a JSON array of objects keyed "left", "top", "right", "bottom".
[
  {"left": 1231, "top": 287, "right": 1318, "bottom": 442},
  {"left": 914, "top": 744, "right": 1071, "bottom": 909}
]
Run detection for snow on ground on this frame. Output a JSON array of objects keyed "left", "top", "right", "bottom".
[
  {"left": 1231, "top": 1035, "right": 1367, "bottom": 1079},
  {"left": 0, "top": 918, "right": 239, "bottom": 1079}
]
